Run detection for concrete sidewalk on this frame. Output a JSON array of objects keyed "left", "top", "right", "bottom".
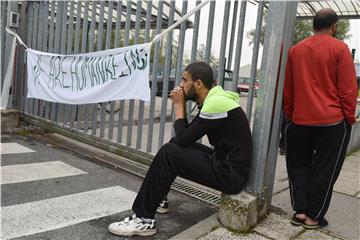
[{"left": 173, "top": 149, "right": 360, "bottom": 240}]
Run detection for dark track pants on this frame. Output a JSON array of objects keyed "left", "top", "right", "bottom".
[
  {"left": 279, "top": 113, "right": 287, "bottom": 150},
  {"left": 132, "top": 140, "right": 247, "bottom": 219},
  {"left": 285, "top": 120, "right": 351, "bottom": 220}
]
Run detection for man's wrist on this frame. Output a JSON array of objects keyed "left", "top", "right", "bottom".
[{"left": 174, "top": 102, "right": 185, "bottom": 119}]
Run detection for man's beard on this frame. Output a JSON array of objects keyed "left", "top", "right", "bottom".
[{"left": 184, "top": 85, "right": 197, "bottom": 102}]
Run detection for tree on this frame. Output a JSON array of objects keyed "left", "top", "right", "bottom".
[
  {"left": 247, "top": 10, "right": 351, "bottom": 46},
  {"left": 91, "top": 29, "right": 180, "bottom": 71},
  {"left": 183, "top": 44, "right": 220, "bottom": 69}
]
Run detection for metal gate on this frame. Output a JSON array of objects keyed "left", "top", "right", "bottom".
[{"left": 1, "top": 0, "right": 298, "bottom": 215}]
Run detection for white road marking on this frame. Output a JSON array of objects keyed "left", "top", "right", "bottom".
[
  {"left": 1, "top": 161, "right": 87, "bottom": 184},
  {"left": 1, "top": 186, "right": 136, "bottom": 239},
  {"left": 1, "top": 143, "right": 35, "bottom": 155}
]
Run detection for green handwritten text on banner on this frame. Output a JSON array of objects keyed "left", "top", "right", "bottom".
[{"left": 27, "top": 43, "right": 151, "bottom": 104}]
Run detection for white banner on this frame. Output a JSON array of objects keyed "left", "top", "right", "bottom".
[{"left": 26, "top": 43, "right": 151, "bottom": 104}]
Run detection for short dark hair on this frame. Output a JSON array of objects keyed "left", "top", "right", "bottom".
[
  {"left": 184, "top": 62, "right": 214, "bottom": 90},
  {"left": 313, "top": 9, "right": 338, "bottom": 31}
]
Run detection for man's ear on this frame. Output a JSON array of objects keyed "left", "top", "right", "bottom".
[
  {"left": 331, "top": 23, "right": 337, "bottom": 36},
  {"left": 195, "top": 79, "right": 203, "bottom": 88}
]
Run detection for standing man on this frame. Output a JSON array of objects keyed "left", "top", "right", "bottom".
[
  {"left": 108, "top": 62, "right": 252, "bottom": 236},
  {"left": 284, "top": 8, "right": 357, "bottom": 229}
]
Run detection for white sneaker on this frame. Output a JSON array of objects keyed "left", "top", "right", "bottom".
[
  {"left": 108, "top": 214, "right": 157, "bottom": 236},
  {"left": 157, "top": 199, "right": 169, "bottom": 214}
]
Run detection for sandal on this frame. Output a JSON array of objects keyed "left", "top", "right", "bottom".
[
  {"left": 290, "top": 213, "right": 306, "bottom": 226},
  {"left": 302, "top": 218, "right": 328, "bottom": 229}
]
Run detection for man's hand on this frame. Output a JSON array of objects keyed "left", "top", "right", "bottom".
[
  {"left": 170, "top": 86, "right": 185, "bottom": 106},
  {"left": 170, "top": 86, "right": 186, "bottom": 119}
]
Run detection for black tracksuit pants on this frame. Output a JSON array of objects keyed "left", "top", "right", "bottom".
[
  {"left": 285, "top": 120, "right": 352, "bottom": 221},
  {"left": 279, "top": 113, "right": 287, "bottom": 150},
  {"left": 132, "top": 140, "right": 247, "bottom": 219}
]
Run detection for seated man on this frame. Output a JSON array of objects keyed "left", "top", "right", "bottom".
[{"left": 108, "top": 62, "right": 252, "bottom": 237}]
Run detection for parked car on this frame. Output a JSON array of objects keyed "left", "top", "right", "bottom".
[
  {"left": 150, "top": 68, "right": 237, "bottom": 97},
  {"left": 149, "top": 69, "right": 177, "bottom": 97},
  {"left": 237, "top": 78, "right": 259, "bottom": 96}
]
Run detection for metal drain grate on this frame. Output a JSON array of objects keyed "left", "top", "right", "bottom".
[
  {"left": 99, "top": 155, "right": 221, "bottom": 206},
  {"left": 42, "top": 134, "right": 221, "bottom": 207},
  {"left": 171, "top": 181, "right": 221, "bottom": 205}
]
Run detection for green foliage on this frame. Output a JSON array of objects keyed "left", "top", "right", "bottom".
[
  {"left": 292, "top": 20, "right": 312, "bottom": 44},
  {"left": 247, "top": 10, "right": 351, "bottom": 46},
  {"left": 292, "top": 19, "right": 350, "bottom": 44},
  {"left": 90, "top": 29, "right": 181, "bottom": 69},
  {"left": 334, "top": 20, "right": 351, "bottom": 41},
  {"left": 183, "top": 44, "right": 220, "bottom": 69}
]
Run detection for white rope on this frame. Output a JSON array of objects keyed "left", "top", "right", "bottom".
[
  {"left": 151, "top": 0, "right": 210, "bottom": 44},
  {"left": 5, "top": 27, "right": 28, "bottom": 49},
  {"left": 5, "top": 0, "right": 210, "bottom": 48}
]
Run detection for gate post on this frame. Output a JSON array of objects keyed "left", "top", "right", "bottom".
[
  {"left": 218, "top": 1, "right": 298, "bottom": 231},
  {"left": 2, "top": 1, "right": 19, "bottom": 109}
]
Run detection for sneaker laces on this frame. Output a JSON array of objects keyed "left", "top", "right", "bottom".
[
  {"left": 118, "top": 213, "right": 155, "bottom": 227},
  {"left": 124, "top": 214, "right": 137, "bottom": 223},
  {"left": 159, "top": 200, "right": 168, "bottom": 208}
]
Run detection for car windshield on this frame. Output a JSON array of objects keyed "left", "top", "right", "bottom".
[
  {"left": 239, "top": 78, "right": 259, "bottom": 84},
  {"left": 152, "top": 69, "right": 176, "bottom": 78},
  {"left": 224, "top": 71, "right": 233, "bottom": 79},
  {"left": 239, "top": 78, "right": 250, "bottom": 84},
  {"left": 170, "top": 69, "right": 176, "bottom": 78},
  {"left": 213, "top": 70, "right": 233, "bottom": 80}
]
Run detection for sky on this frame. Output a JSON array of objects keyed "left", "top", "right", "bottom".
[
  {"left": 345, "top": 20, "right": 360, "bottom": 62},
  {"left": 174, "top": 0, "right": 360, "bottom": 67}
]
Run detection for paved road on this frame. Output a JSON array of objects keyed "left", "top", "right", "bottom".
[{"left": 1, "top": 134, "right": 216, "bottom": 240}]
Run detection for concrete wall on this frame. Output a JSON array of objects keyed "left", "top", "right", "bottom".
[{"left": 1, "top": 109, "right": 19, "bottom": 133}]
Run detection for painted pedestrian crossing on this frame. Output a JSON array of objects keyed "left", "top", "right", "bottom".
[
  {"left": 1, "top": 186, "right": 136, "bottom": 239},
  {"left": 0, "top": 142, "right": 35, "bottom": 154},
  {"left": 1, "top": 142, "right": 136, "bottom": 239},
  {"left": 1, "top": 139, "right": 216, "bottom": 239},
  {"left": 1, "top": 161, "right": 87, "bottom": 184}
]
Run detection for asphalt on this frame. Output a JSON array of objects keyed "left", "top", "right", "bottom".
[
  {"left": 1, "top": 134, "right": 217, "bottom": 240},
  {"left": 1, "top": 126, "right": 359, "bottom": 240}
]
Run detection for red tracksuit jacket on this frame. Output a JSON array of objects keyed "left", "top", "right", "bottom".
[{"left": 284, "top": 34, "right": 357, "bottom": 125}]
